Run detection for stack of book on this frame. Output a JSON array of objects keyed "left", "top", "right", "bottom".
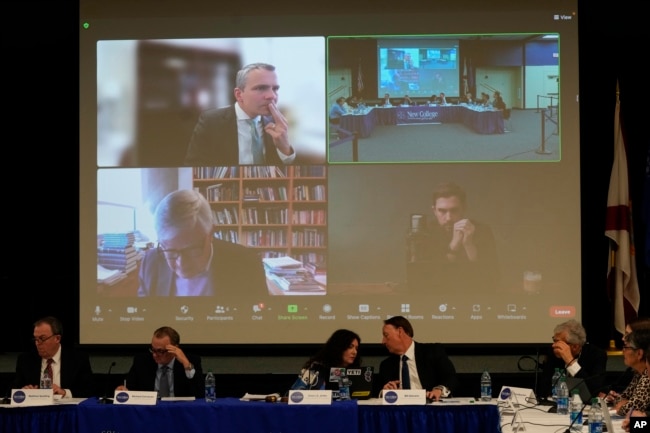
[
  {"left": 262, "top": 256, "right": 324, "bottom": 292},
  {"left": 97, "top": 232, "right": 139, "bottom": 274}
]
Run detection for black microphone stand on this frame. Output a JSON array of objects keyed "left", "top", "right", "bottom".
[{"left": 99, "top": 361, "right": 117, "bottom": 404}]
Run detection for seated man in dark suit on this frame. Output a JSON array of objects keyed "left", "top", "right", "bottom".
[
  {"left": 185, "top": 62, "right": 296, "bottom": 165},
  {"left": 540, "top": 319, "right": 607, "bottom": 399},
  {"left": 116, "top": 326, "right": 204, "bottom": 398},
  {"left": 375, "top": 315, "right": 458, "bottom": 401},
  {"left": 137, "top": 189, "right": 267, "bottom": 297},
  {"left": 12, "top": 316, "right": 94, "bottom": 398}
]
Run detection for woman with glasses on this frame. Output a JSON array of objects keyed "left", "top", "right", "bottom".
[
  {"left": 602, "top": 317, "right": 650, "bottom": 402},
  {"left": 612, "top": 328, "right": 650, "bottom": 417},
  {"left": 621, "top": 328, "right": 650, "bottom": 432}
]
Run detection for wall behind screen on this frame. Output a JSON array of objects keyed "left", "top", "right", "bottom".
[{"left": 4, "top": 0, "right": 647, "bottom": 354}]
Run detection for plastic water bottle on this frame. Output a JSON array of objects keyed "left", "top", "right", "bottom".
[
  {"left": 569, "top": 390, "right": 583, "bottom": 432},
  {"left": 40, "top": 369, "right": 52, "bottom": 389},
  {"left": 556, "top": 377, "right": 569, "bottom": 415},
  {"left": 204, "top": 370, "right": 216, "bottom": 402},
  {"left": 588, "top": 398, "right": 603, "bottom": 433},
  {"left": 551, "top": 368, "right": 561, "bottom": 400},
  {"left": 480, "top": 369, "right": 492, "bottom": 401},
  {"left": 338, "top": 370, "right": 351, "bottom": 401}
]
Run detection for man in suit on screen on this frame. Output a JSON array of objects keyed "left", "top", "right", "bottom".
[
  {"left": 184, "top": 62, "right": 296, "bottom": 166},
  {"left": 137, "top": 189, "right": 267, "bottom": 297}
]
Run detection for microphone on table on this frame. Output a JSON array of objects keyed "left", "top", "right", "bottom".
[
  {"left": 99, "top": 361, "right": 117, "bottom": 404},
  {"left": 308, "top": 361, "right": 322, "bottom": 390}
]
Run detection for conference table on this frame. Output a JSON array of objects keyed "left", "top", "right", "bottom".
[
  {"left": 1, "top": 397, "right": 502, "bottom": 433},
  {"left": 339, "top": 104, "right": 505, "bottom": 138}
]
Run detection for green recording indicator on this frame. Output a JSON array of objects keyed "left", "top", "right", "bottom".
[{"left": 83, "top": 22, "right": 90, "bottom": 29}]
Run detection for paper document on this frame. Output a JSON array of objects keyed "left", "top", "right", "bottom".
[{"left": 240, "top": 392, "right": 281, "bottom": 401}]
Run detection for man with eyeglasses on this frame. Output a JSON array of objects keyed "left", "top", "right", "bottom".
[
  {"left": 539, "top": 319, "right": 607, "bottom": 400},
  {"left": 12, "top": 316, "right": 94, "bottom": 398},
  {"left": 137, "top": 189, "right": 267, "bottom": 297},
  {"left": 116, "top": 326, "right": 203, "bottom": 398}
]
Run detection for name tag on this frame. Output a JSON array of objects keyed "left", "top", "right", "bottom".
[
  {"left": 11, "top": 389, "right": 53, "bottom": 406},
  {"left": 381, "top": 389, "right": 426, "bottom": 405},
  {"left": 288, "top": 390, "right": 332, "bottom": 405},
  {"left": 113, "top": 390, "right": 158, "bottom": 405}
]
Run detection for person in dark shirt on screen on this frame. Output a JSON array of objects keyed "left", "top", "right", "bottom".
[
  {"left": 12, "top": 316, "right": 94, "bottom": 398},
  {"left": 408, "top": 181, "right": 499, "bottom": 294},
  {"left": 116, "top": 326, "right": 204, "bottom": 398},
  {"left": 376, "top": 316, "right": 457, "bottom": 401},
  {"left": 184, "top": 62, "right": 296, "bottom": 166},
  {"left": 137, "top": 189, "right": 267, "bottom": 297}
]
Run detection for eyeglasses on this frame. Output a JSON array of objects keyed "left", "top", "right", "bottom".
[
  {"left": 32, "top": 335, "right": 57, "bottom": 344},
  {"left": 622, "top": 346, "right": 638, "bottom": 351},
  {"left": 149, "top": 347, "right": 168, "bottom": 355},
  {"left": 157, "top": 242, "right": 205, "bottom": 260}
]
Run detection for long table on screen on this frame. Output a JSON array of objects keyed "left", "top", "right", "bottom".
[
  {"left": 0, "top": 397, "right": 501, "bottom": 433},
  {"left": 339, "top": 105, "right": 505, "bottom": 138}
]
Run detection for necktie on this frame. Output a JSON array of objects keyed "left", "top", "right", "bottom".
[
  {"left": 159, "top": 365, "right": 170, "bottom": 397},
  {"left": 401, "top": 355, "right": 411, "bottom": 389},
  {"left": 45, "top": 358, "right": 54, "bottom": 382},
  {"left": 249, "top": 118, "right": 264, "bottom": 164}
]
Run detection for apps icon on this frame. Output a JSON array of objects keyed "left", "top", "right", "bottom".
[{"left": 288, "top": 304, "right": 298, "bottom": 313}]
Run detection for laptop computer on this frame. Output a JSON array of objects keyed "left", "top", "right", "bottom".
[
  {"left": 598, "top": 397, "right": 615, "bottom": 433},
  {"left": 328, "top": 366, "right": 375, "bottom": 400},
  {"left": 565, "top": 377, "right": 592, "bottom": 404}
]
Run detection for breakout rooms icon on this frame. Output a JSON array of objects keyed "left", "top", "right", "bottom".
[{"left": 287, "top": 304, "right": 298, "bottom": 313}]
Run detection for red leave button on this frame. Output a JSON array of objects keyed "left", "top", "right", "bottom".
[{"left": 549, "top": 306, "right": 576, "bottom": 317}]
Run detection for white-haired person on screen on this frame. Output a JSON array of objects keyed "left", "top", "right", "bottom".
[{"left": 138, "top": 189, "right": 266, "bottom": 297}]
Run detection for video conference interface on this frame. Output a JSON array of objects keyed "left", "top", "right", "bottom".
[{"left": 80, "top": 2, "right": 581, "bottom": 345}]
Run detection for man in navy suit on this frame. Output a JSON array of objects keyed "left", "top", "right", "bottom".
[
  {"left": 12, "top": 316, "right": 94, "bottom": 398},
  {"left": 184, "top": 62, "right": 296, "bottom": 166},
  {"left": 116, "top": 326, "right": 204, "bottom": 398},
  {"left": 375, "top": 315, "right": 458, "bottom": 401}
]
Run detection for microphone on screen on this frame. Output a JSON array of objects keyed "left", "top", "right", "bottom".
[{"left": 99, "top": 361, "right": 117, "bottom": 404}]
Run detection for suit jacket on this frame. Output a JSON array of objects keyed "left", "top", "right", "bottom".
[
  {"left": 124, "top": 352, "right": 204, "bottom": 398},
  {"left": 184, "top": 105, "right": 283, "bottom": 166},
  {"left": 12, "top": 346, "right": 94, "bottom": 397},
  {"left": 540, "top": 342, "right": 607, "bottom": 398},
  {"left": 138, "top": 238, "right": 267, "bottom": 297},
  {"left": 375, "top": 342, "right": 458, "bottom": 397}
]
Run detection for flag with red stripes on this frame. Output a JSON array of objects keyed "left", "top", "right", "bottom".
[{"left": 605, "top": 81, "right": 639, "bottom": 335}]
